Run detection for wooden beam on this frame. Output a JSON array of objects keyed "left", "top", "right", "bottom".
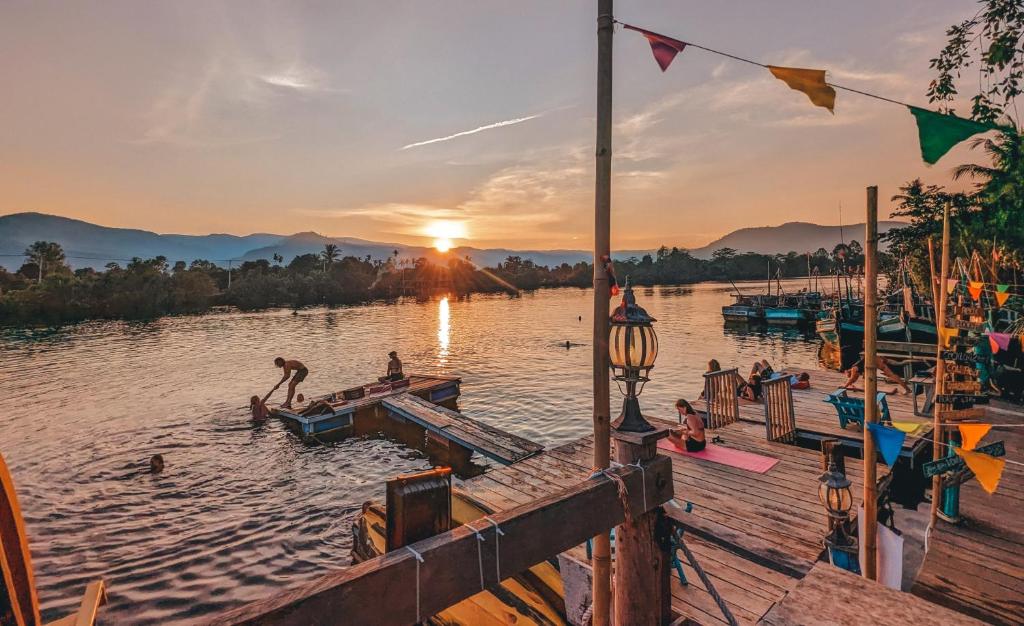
[
  {"left": 862, "top": 185, "right": 878, "bottom": 581},
  {"left": 930, "top": 202, "right": 951, "bottom": 528},
  {"left": 207, "top": 457, "right": 673, "bottom": 626}
]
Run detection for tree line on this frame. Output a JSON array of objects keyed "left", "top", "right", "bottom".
[{"left": 0, "top": 242, "right": 871, "bottom": 327}]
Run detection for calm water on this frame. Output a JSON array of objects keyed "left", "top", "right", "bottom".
[{"left": 0, "top": 280, "right": 821, "bottom": 624}]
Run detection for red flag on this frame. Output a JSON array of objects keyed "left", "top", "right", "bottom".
[{"left": 623, "top": 24, "right": 688, "bottom": 71}]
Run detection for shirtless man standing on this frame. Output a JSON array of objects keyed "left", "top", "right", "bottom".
[{"left": 269, "top": 357, "right": 309, "bottom": 409}]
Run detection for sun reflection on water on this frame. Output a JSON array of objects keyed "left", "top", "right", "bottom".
[{"left": 438, "top": 295, "right": 450, "bottom": 365}]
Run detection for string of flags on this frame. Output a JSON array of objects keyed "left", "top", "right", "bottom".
[
  {"left": 618, "top": 21, "right": 1005, "bottom": 165},
  {"left": 867, "top": 422, "right": 1012, "bottom": 493},
  {"left": 945, "top": 279, "right": 1017, "bottom": 306}
]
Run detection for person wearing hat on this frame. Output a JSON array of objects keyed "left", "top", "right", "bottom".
[{"left": 380, "top": 351, "right": 404, "bottom": 382}]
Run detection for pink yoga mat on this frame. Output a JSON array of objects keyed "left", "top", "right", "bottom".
[{"left": 657, "top": 439, "right": 779, "bottom": 473}]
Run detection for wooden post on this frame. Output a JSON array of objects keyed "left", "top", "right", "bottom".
[
  {"left": 613, "top": 428, "right": 671, "bottom": 626},
  {"left": 862, "top": 186, "right": 879, "bottom": 581},
  {"left": 927, "top": 237, "right": 940, "bottom": 318},
  {"left": 929, "top": 203, "right": 952, "bottom": 528},
  {"left": 592, "top": 1, "right": 614, "bottom": 623}
]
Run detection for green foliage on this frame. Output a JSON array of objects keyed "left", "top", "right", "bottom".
[{"left": 928, "top": 0, "right": 1024, "bottom": 123}]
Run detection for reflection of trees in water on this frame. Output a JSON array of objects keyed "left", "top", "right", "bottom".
[{"left": 722, "top": 322, "right": 817, "bottom": 342}]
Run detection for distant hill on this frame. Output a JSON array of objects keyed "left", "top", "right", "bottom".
[
  {"left": 0, "top": 212, "right": 907, "bottom": 271},
  {"left": 687, "top": 221, "right": 904, "bottom": 259}
]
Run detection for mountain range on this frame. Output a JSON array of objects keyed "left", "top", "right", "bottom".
[{"left": 0, "top": 212, "right": 904, "bottom": 271}]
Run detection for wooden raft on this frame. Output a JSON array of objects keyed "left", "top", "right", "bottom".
[
  {"left": 382, "top": 394, "right": 543, "bottom": 465},
  {"left": 911, "top": 407, "right": 1024, "bottom": 626}
]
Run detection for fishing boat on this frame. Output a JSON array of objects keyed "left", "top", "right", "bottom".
[
  {"left": 763, "top": 292, "right": 822, "bottom": 326},
  {"left": 721, "top": 293, "right": 770, "bottom": 322},
  {"left": 269, "top": 373, "right": 461, "bottom": 442},
  {"left": 352, "top": 468, "right": 567, "bottom": 625}
]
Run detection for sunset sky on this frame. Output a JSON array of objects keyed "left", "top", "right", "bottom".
[{"left": 0, "top": 1, "right": 989, "bottom": 250}]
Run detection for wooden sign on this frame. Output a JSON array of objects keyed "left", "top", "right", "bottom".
[
  {"left": 941, "top": 350, "right": 983, "bottom": 364},
  {"left": 935, "top": 394, "right": 989, "bottom": 408},
  {"left": 954, "top": 305, "right": 985, "bottom": 317},
  {"left": 943, "top": 363, "right": 977, "bottom": 377},
  {"left": 922, "top": 441, "right": 1005, "bottom": 478},
  {"left": 945, "top": 380, "right": 982, "bottom": 393},
  {"left": 936, "top": 407, "right": 986, "bottom": 421},
  {"left": 945, "top": 318, "right": 984, "bottom": 331}
]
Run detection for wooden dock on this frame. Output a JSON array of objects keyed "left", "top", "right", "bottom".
[
  {"left": 382, "top": 394, "right": 543, "bottom": 465},
  {"left": 459, "top": 416, "right": 892, "bottom": 624},
  {"left": 910, "top": 403, "right": 1024, "bottom": 625}
]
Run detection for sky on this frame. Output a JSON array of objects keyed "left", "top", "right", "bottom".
[{"left": 0, "top": 1, "right": 994, "bottom": 250}]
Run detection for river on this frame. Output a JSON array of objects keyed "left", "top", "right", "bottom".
[{"left": 0, "top": 279, "right": 821, "bottom": 623}]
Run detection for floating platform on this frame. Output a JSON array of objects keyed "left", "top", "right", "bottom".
[
  {"left": 270, "top": 373, "right": 461, "bottom": 441},
  {"left": 382, "top": 395, "right": 543, "bottom": 466}
]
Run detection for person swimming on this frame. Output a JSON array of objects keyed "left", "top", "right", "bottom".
[
  {"left": 149, "top": 454, "right": 164, "bottom": 474},
  {"left": 250, "top": 395, "right": 269, "bottom": 422},
  {"left": 668, "top": 399, "right": 706, "bottom": 452}
]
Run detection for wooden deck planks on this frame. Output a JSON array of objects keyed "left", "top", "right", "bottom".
[
  {"left": 382, "top": 394, "right": 543, "bottom": 465},
  {"left": 910, "top": 413, "right": 1024, "bottom": 626},
  {"left": 761, "top": 562, "right": 988, "bottom": 626}
]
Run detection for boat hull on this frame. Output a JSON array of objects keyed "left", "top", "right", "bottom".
[{"left": 764, "top": 308, "right": 813, "bottom": 325}]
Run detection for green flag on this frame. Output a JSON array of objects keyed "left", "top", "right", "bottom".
[{"left": 908, "top": 106, "right": 998, "bottom": 164}]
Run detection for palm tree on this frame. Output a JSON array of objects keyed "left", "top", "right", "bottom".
[
  {"left": 272, "top": 253, "right": 283, "bottom": 266},
  {"left": 322, "top": 243, "right": 340, "bottom": 271},
  {"left": 23, "top": 241, "right": 66, "bottom": 283}
]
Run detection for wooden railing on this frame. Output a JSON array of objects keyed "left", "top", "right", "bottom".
[{"left": 207, "top": 452, "right": 674, "bottom": 626}]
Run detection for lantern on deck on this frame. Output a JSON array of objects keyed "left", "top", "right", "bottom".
[
  {"left": 819, "top": 458, "right": 858, "bottom": 572},
  {"left": 609, "top": 278, "right": 658, "bottom": 432}
]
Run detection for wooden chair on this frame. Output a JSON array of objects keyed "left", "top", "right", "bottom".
[
  {"left": 822, "top": 389, "right": 892, "bottom": 429},
  {"left": 762, "top": 376, "right": 796, "bottom": 443},
  {"left": 1, "top": 454, "right": 106, "bottom": 626},
  {"left": 703, "top": 368, "right": 740, "bottom": 429}
]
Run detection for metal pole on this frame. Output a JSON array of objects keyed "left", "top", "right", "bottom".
[
  {"left": 862, "top": 186, "right": 879, "bottom": 580},
  {"left": 929, "top": 203, "right": 952, "bottom": 529},
  {"left": 592, "top": 2, "right": 613, "bottom": 623}
]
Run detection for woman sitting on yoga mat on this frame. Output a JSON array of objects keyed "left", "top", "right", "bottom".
[{"left": 668, "top": 399, "right": 706, "bottom": 452}]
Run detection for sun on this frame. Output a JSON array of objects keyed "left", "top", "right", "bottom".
[{"left": 425, "top": 220, "right": 467, "bottom": 253}]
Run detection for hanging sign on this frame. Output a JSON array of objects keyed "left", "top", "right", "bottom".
[
  {"left": 945, "top": 380, "right": 982, "bottom": 393},
  {"left": 922, "top": 440, "right": 1004, "bottom": 477},
  {"left": 936, "top": 407, "right": 986, "bottom": 421},
  {"left": 935, "top": 394, "right": 989, "bottom": 407},
  {"left": 941, "top": 351, "right": 983, "bottom": 364},
  {"left": 946, "top": 318, "right": 985, "bottom": 331},
  {"left": 953, "top": 304, "right": 986, "bottom": 317},
  {"left": 944, "top": 363, "right": 978, "bottom": 377}
]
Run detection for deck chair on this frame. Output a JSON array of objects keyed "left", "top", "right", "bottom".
[
  {"left": 703, "top": 368, "right": 740, "bottom": 429},
  {"left": 823, "top": 389, "right": 892, "bottom": 429},
  {"left": 1, "top": 454, "right": 106, "bottom": 626},
  {"left": 762, "top": 377, "right": 796, "bottom": 443}
]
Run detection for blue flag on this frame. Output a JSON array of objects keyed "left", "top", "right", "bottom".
[{"left": 867, "top": 423, "right": 905, "bottom": 469}]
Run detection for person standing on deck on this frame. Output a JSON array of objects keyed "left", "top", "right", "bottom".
[
  {"left": 379, "top": 351, "right": 404, "bottom": 382},
  {"left": 270, "top": 357, "right": 308, "bottom": 409}
]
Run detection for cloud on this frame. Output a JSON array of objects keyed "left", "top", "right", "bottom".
[{"left": 400, "top": 113, "right": 543, "bottom": 150}]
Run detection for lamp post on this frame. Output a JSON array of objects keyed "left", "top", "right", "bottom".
[
  {"left": 819, "top": 459, "right": 858, "bottom": 572},
  {"left": 609, "top": 278, "right": 658, "bottom": 432}
]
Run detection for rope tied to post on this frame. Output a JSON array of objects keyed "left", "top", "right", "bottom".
[
  {"left": 590, "top": 462, "right": 633, "bottom": 524},
  {"left": 465, "top": 521, "right": 487, "bottom": 590},
  {"left": 483, "top": 516, "right": 505, "bottom": 582},
  {"left": 405, "top": 545, "right": 425, "bottom": 623},
  {"left": 628, "top": 460, "right": 648, "bottom": 512}
]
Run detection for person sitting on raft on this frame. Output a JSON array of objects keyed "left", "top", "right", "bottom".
[
  {"left": 250, "top": 395, "right": 269, "bottom": 422},
  {"left": 668, "top": 399, "right": 706, "bottom": 452},
  {"left": 844, "top": 356, "right": 911, "bottom": 393},
  {"left": 271, "top": 357, "right": 308, "bottom": 409},
  {"left": 379, "top": 351, "right": 404, "bottom": 382}
]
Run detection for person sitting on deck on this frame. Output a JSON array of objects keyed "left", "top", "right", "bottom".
[
  {"left": 699, "top": 359, "right": 724, "bottom": 399},
  {"left": 791, "top": 372, "right": 811, "bottom": 390},
  {"left": 379, "top": 351, "right": 404, "bottom": 382},
  {"left": 844, "top": 356, "right": 911, "bottom": 393},
  {"left": 751, "top": 359, "right": 775, "bottom": 379},
  {"left": 300, "top": 399, "right": 335, "bottom": 417},
  {"left": 668, "top": 399, "right": 706, "bottom": 452},
  {"left": 738, "top": 372, "right": 763, "bottom": 401},
  {"left": 272, "top": 357, "right": 309, "bottom": 409},
  {"left": 249, "top": 395, "right": 269, "bottom": 422}
]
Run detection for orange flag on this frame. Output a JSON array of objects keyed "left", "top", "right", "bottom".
[
  {"left": 955, "top": 447, "right": 1005, "bottom": 494},
  {"left": 995, "top": 291, "right": 1010, "bottom": 306},
  {"left": 959, "top": 423, "right": 991, "bottom": 451},
  {"left": 767, "top": 66, "right": 836, "bottom": 113},
  {"left": 968, "top": 281, "right": 983, "bottom": 301},
  {"left": 937, "top": 326, "right": 956, "bottom": 347}
]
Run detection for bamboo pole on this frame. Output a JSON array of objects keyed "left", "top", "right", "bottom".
[
  {"left": 591, "top": 2, "right": 613, "bottom": 623},
  {"left": 862, "top": 186, "right": 879, "bottom": 581},
  {"left": 927, "top": 237, "right": 940, "bottom": 319},
  {"left": 929, "top": 203, "right": 952, "bottom": 529}
]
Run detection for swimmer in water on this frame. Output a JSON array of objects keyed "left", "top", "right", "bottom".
[{"left": 150, "top": 454, "right": 164, "bottom": 474}]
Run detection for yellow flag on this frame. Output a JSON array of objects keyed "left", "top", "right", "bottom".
[
  {"left": 892, "top": 421, "right": 923, "bottom": 434},
  {"left": 937, "top": 326, "right": 956, "bottom": 347},
  {"left": 955, "top": 447, "right": 1005, "bottom": 494},
  {"left": 767, "top": 66, "right": 836, "bottom": 113},
  {"left": 958, "top": 423, "right": 991, "bottom": 450}
]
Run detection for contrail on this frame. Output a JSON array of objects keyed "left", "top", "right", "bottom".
[{"left": 400, "top": 113, "right": 542, "bottom": 150}]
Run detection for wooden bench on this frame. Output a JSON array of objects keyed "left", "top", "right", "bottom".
[
  {"left": 2, "top": 454, "right": 107, "bottom": 626},
  {"left": 703, "top": 368, "right": 740, "bottom": 429},
  {"left": 823, "top": 389, "right": 891, "bottom": 429}
]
